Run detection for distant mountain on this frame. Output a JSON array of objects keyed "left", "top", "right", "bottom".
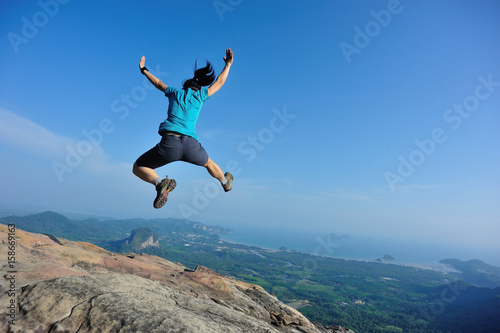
[
  {"left": 0, "top": 211, "right": 88, "bottom": 241},
  {"left": 76, "top": 216, "right": 231, "bottom": 240},
  {"left": 0, "top": 210, "right": 231, "bottom": 263},
  {"left": 0, "top": 208, "right": 43, "bottom": 217},
  {"left": 0, "top": 209, "right": 115, "bottom": 221},
  {"left": 150, "top": 219, "right": 231, "bottom": 235},
  {"left": 111, "top": 226, "right": 160, "bottom": 252},
  {"left": 0, "top": 211, "right": 231, "bottom": 246},
  {"left": 439, "top": 258, "right": 500, "bottom": 288}
]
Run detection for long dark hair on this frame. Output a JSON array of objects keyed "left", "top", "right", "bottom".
[{"left": 183, "top": 60, "right": 216, "bottom": 91}]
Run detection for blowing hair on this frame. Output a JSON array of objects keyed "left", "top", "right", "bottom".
[{"left": 183, "top": 60, "right": 216, "bottom": 91}]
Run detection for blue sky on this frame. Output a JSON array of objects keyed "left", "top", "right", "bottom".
[{"left": 1, "top": 1, "right": 499, "bottom": 258}]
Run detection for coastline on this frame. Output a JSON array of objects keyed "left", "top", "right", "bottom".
[
  {"left": 219, "top": 235, "right": 460, "bottom": 274},
  {"left": 219, "top": 227, "right": 500, "bottom": 270}
]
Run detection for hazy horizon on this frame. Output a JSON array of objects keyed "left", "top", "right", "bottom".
[{"left": 1, "top": 208, "right": 498, "bottom": 268}]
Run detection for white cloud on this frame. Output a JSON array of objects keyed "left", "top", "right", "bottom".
[
  {"left": 0, "top": 108, "right": 71, "bottom": 159},
  {"left": 0, "top": 108, "right": 130, "bottom": 181}
]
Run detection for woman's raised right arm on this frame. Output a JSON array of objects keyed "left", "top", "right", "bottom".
[{"left": 139, "top": 56, "right": 167, "bottom": 92}]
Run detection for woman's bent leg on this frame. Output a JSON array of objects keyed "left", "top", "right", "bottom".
[
  {"left": 204, "top": 158, "right": 232, "bottom": 192},
  {"left": 133, "top": 162, "right": 160, "bottom": 184},
  {"left": 204, "top": 158, "right": 224, "bottom": 181}
]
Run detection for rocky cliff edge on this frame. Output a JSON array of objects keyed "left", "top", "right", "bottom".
[{"left": 0, "top": 225, "right": 353, "bottom": 333}]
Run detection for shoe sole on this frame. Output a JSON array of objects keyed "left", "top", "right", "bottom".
[{"left": 153, "top": 179, "right": 177, "bottom": 209}]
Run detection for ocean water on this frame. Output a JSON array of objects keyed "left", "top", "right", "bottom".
[{"left": 220, "top": 226, "right": 500, "bottom": 268}]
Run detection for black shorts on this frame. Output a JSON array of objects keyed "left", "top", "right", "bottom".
[{"left": 135, "top": 134, "right": 209, "bottom": 169}]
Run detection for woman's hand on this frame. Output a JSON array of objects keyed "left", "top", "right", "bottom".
[
  {"left": 139, "top": 55, "right": 166, "bottom": 91},
  {"left": 223, "top": 48, "right": 233, "bottom": 66}
]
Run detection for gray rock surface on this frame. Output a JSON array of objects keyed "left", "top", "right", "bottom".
[{"left": 0, "top": 225, "right": 354, "bottom": 333}]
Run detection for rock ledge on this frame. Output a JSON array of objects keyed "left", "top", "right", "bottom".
[{"left": 0, "top": 225, "right": 353, "bottom": 333}]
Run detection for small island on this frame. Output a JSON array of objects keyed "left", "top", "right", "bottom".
[{"left": 383, "top": 255, "right": 395, "bottom": 261}]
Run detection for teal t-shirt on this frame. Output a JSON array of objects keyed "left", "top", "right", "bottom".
[{"left": 159, "top": 87, "right": 209, "bottom": 140}]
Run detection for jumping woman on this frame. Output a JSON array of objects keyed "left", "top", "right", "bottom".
[{"left": 133, "top": 48, "right": 234, "bottom": 209}]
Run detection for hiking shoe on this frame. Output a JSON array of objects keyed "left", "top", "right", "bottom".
[
  {"left": 153, "top": 178, "right": 176, "bottom": 209},
  {"left": 222, "top": 172, "right": 233, "bottom": 192}
]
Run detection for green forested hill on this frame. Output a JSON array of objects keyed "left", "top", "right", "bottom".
[
  {"left": 439, "top": 258, "right": 500, "bottom": 288},
  {"left": 0, "top": 211, "right": 88, "bottom": 240}
]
